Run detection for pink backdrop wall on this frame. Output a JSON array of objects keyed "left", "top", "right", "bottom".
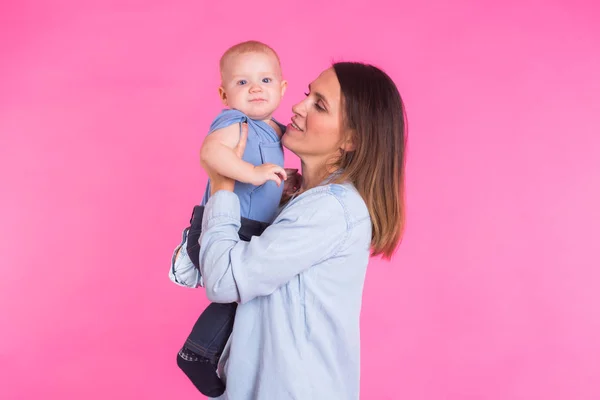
[{"left": 1, "top": 1, "right": 599, "bottom": 399}]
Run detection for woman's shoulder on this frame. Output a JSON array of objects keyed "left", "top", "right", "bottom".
[
  {"left": 287, "top": 182, "right": 370, "bottom": 227},
  {"left": 327, "top": 182, "right": 370, "bottom": 225}
]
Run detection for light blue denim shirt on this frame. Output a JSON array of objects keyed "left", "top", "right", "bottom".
[{"left": 199, "top": 182, "right": 372, "bottom": 400}]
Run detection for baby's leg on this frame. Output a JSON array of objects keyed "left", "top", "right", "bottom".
[
  {"left": 176, "top": 205, "right": 270, "bottom": 395},
  {"left": 176, "top": 302, "right": 237, "bottom": 397},
  {"left": 169, "top": 205, "right": 205, "bottom": 288},
  {"left": 176, "top": 348, "right": 223, "bottom": 396},
  {"left": 169, "top": 227, "right": 201, "bottom": 288},
  {"left": 185, "top": 206, "right": 205, "bottom": 270}
]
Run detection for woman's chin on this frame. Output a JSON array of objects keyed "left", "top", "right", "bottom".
[{"left": 281, "top": 135, "right": 298, "bottom": 154}]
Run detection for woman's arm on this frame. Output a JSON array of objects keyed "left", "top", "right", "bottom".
[{"left": 198, "top": 189, "right": 349, "bottom": 304}]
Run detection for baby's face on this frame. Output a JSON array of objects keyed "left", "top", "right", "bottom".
[{"left": 219, "top": 52, "right": 287, "bottom": 120}]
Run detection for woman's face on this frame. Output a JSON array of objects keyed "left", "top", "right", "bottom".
[{"left": 283, "top": 68, "right": 345, "bottom": 167}]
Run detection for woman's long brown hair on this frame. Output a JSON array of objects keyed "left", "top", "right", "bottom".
[{"left": 331, "top": 62, "right": 407, "bottom": 259}]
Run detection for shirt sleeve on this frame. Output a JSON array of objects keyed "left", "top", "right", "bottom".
[{"left": 198, "top": 189, "right": 350, "bottom": 304}]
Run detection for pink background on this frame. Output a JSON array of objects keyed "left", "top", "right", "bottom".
[{"left": 1, "top": 1, "right": 599, "bottom": 399}]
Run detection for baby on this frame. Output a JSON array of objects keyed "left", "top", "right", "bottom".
[{"left": 169, "top": 41, "right": 291, "bottom": 397}]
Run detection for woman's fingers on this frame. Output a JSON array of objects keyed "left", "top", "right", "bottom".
[{"left": 234, "top": 122, "right": 249, "bottom": 158}]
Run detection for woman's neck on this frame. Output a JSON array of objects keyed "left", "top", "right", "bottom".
[{"left": 299, "top": 160, "right": 338, "bottom": 192}]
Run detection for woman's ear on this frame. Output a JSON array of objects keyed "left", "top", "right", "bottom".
[{"left": 340, "top": 130, "right": 356, "bottom": 152}]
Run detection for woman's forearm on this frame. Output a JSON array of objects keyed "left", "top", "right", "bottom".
[{"left": 210, "top": 181, "right": 235, "bottom": 195}]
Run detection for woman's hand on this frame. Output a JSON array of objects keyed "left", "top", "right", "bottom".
[
  {"left": 202, "top": 122, "right": 250, "bottom": 195},
  {"left": 281, "top": 168, "right": 302, "bottom": 205}
]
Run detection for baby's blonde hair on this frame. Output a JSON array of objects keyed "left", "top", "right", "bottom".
[{"left": 219, "top": 40, "right": 281, "bottom": 79}]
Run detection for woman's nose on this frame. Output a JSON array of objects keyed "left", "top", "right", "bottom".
[{"left": 291, "top": 100, "right": 307, "bottom": 117}]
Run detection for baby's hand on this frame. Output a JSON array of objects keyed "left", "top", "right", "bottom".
[{"left": 250, "top": 163, "right": 287, "bottom": 186}]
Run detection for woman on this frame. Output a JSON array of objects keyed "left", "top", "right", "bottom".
[{"left": 198, "top": 62, "right": 406, "bottom": 399}]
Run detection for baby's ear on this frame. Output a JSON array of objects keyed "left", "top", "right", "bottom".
[
  {"left": 218, "top": 86, "right": 228, "bottom": 106},
  {"left": 280, "top": 80, "right": 288, "bottom": 97}
]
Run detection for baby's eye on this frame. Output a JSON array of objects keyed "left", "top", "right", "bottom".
[
  {"left": 262, "top": 78, "right": 272, "bottom": 83},
  {"left": 237, "top": 80, "right": 247, "bottom": 85}
]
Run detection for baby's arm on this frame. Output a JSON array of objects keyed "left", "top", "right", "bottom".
[{"left": 200, "top": 123, "right": 286, "bottom": 186}]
